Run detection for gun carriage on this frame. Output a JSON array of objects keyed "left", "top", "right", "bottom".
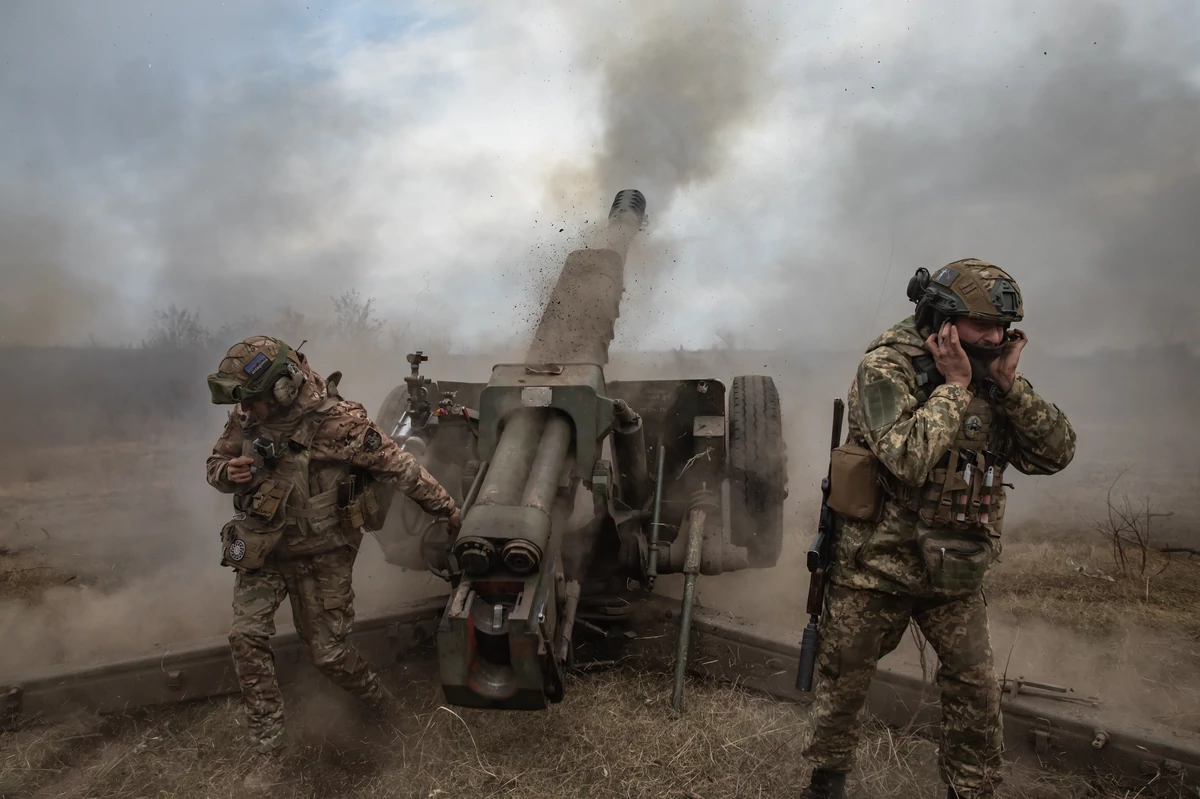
[{"left": 372, "top": 190, "right": 788, "bottom": 710}]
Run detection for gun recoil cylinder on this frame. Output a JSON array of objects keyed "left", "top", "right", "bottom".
[
  {"left": 476, "top": 410, "right": 546, "bottom": 507},
  {"left": 611, "top": 399, "right": 650, "bottom": 511},
  {"left": 520, "top": 413, "right": 572, "bottom": 515}
]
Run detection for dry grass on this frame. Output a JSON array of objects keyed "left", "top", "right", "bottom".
[
  {"left": 983, "top": 536, "right": 1200, "bottom": 734},
  {"left": 988, "top": 538, "right": 1200, "bottom": 640},
  {"left": 0, "top": 548, "right": 80, "bottom": 601},
  {"left": 0, "top": 664, "right": 1146, "bottom": 799}
]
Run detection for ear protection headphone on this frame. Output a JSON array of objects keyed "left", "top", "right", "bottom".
[
  {"left": 906, "top": 267, "right": 942, "bottom": 332},
  {"left": 906, "top": 268, "right": 930, "bottom": 303},
  {"left": 271, "top": 361, "right": 306, "bottom": 406}
]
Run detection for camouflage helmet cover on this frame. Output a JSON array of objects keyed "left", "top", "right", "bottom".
[
  {"left": 909, "top": 258, "right": 1023, "bottom": 325},
  {"left": 207, "top": 335, "right": 303, "bottom": 405}
]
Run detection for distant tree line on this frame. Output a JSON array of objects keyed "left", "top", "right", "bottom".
[{"left": 140, "top": 290, "right": 399, "bottom": 352}]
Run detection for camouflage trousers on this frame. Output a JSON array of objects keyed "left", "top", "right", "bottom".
[
  {"left": 228, "top": 546, "right": 384, "bottom": 753},
  {"left": 802, "top": 582, "right": 1004, "bottom": 797}
]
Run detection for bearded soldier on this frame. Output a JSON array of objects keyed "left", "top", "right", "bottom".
[
  {"left": 206, "top": 336, "right": 461, "bottom": 790},
  {"left": 800, "top": 260, "right": 1076, "bottom": 799}
]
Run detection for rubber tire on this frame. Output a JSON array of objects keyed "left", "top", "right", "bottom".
[{"left": 728, "top": 375, "right": 788, "bottom": 568}]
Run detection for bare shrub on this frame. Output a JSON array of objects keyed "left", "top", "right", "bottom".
[
  {"left": 141, "top": 305, "right": 210, "bottom": 350},
  {"left": 1092, "top": 469, "right": 1176, "bottom": 596},
  {"left": 331, "top": 289, "right": 384, "bottom": 343}
]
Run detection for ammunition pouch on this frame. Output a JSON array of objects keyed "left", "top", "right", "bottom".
[
  {"left": 331, "top": 471, "right": 392, "bottom": 533},
  {"left": 916, "top": 463, "right": 971, "bottom": 526},
  {"left": 890, "top": 452, "right": 1003, "bottom": 530},
  {"left": 917, "top": 526, "right": 992, "bottom": 594},
  {"left": 827, "top": 443, "right": 884, "bottom": 522}
]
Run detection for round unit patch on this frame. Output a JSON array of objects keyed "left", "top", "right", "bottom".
[
  {"left": 964, "top": 415, "right": 983, "bottom": 439},
  {"left": 229, "top": 539, "right": 248, "bottom": 562}
]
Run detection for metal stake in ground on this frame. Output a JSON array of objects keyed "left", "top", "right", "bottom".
[{"left": 672, "top": 500, "right": 707, "bottom": 712}]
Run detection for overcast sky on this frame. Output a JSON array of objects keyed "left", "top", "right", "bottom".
[{"left": 2, "top": 0, "right": 1198, "bottom": 354}]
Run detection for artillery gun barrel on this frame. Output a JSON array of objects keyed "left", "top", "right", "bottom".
[{"left": 526, "top": 189, "right": 647, "bottom": 366}]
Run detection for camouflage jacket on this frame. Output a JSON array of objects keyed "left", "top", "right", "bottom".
[
  {"left": 831, "top": 316, "right": 1076, "bottom": 595},
  {"left": 206, "top": 370, "right": 456, "bottom": 554}
]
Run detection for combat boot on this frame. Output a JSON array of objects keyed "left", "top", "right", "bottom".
[
  {"left": 363, "top": 684, "right": 406, "bottom": 721},
  {"left": 242, "top": 750, "right": 287, "bottom": 791},
  {"left": 800, "top": 768, "right": 847, "bottom": 799}
]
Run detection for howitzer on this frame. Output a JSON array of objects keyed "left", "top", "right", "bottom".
[
  {"left": 370, "top": 190, "right": 790, "bottom": 710},
  {"left": 795, "top": 397, "right": 844, "bottom": 692}
]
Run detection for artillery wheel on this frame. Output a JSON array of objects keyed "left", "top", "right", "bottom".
[
  {"left": 376, "top": 384, "right": 410, "bottom": 439},
  {"left": 728, "top": 375, "right": 787, "bottom": 568},
  {"left": 372, "top": 386, "right": 435, "bottom": 569}
]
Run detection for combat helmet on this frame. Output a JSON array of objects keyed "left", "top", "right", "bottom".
[
  {"left": 207, "top": 335, "right": 307, "bottom": 407},
  {"left": 907, "top": 258, "right": 1023, "bottom": 333}
]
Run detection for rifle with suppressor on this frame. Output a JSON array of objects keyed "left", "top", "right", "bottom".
[{"left": 795, "top": 397, "right": 845, "bottom": 692}]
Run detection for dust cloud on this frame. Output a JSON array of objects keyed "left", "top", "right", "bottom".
[
  {"left": 0, "top": 196, "right": 117, "bottom": 346},
  {"left": 0, "top": 341, "right": 451, "bottom": 678},
  {"left": 2, "top": 0, "right": 1199, "bottom": 743}
]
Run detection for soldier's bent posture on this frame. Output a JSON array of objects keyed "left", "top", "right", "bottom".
[
  {"left": 800, "top": 261, "right": 1076, "bottom": 799},
  {"left": 206, "top": 336, "right": 460, "bottom": 790}
]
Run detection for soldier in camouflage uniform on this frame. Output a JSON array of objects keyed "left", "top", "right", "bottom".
[
  {"left": 800, "top": 260, "right": 1076, "bottom": 799},
  {"left": 206, "top": 336, "right": 460, "bottom": 790}
]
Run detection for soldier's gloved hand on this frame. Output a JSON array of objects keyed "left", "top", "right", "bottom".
[
  {"left": 446, "top": 507, "right": 462, "bottom": 534},
  {"left": 226, "top": 456, "right": 255, "bottom": 484},
  {"left": 926, "top": 321, "right": 973, "bottom": 389},
  {"left": 989, "top": 328, "right": 1027, "bottom": 392}
]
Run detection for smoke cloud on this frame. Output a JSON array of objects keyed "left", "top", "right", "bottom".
[
  {"left": 4, "top": 1, "right": 1195, "bottom": 354},
  {"left": 738, "top": 0, "right": 1200, "bottom": 354},
  {"left": 587, "top": 0, "right": 774, "bottom": 210}
]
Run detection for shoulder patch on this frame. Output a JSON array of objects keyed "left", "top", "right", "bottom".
[
  {"left": 363, "top": 427, "right": 383, "bottom": 452},
  {"left": 862, "top": 379, "right": 903, "bottom": 432}
]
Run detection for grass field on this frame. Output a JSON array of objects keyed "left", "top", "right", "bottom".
[
  {"left": 0, "top": 663, "right": 1151, "bottom": 799},
  {"left": 4, "top": 527, "right": 1197, "bottom": 797},
  {"left": 4, "top": 402, "right": 1199, "bottom": 797}
]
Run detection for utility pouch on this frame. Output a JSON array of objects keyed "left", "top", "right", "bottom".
[
  {"left": 827, "top": 444, "right": 883, "bottom": 521},
  {"left": 223, "top": 479, "right": 292, "bottom": 570},
  {"left": 918, "top": 527, "right": 991, "bottom": 594},
  {"left": 359, "top": 480, "right": 393, "bottom": 531},
  {"left": 246, "top": 479, "right": 294, "bottom": 522},
  {"left": 220, "top": 519, "right": 283, "bottom": 571}
]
